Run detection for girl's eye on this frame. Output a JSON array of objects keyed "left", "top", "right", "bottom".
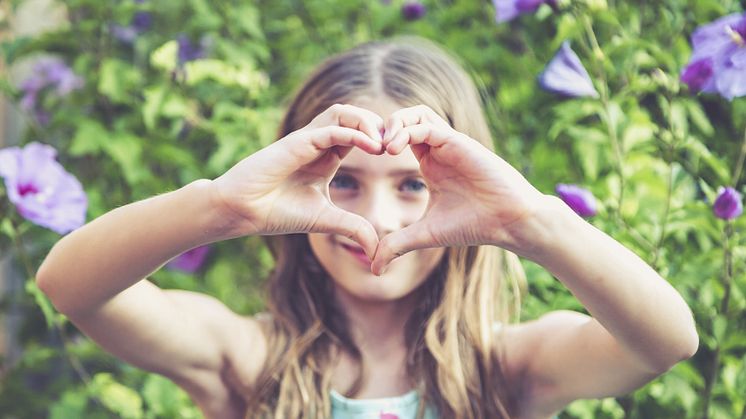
[
  {"left": 400, "top": 178, "right": 427, "bottom": 193},
  {"left": 330, "top": 174, "right": 358, "bottom": 190}
]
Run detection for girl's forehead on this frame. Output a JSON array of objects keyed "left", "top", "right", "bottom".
[{"left": 339, "top": 146, "right": 421, "bottom": 175}]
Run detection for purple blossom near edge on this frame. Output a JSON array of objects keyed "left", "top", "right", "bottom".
[
  {"left": 0, "top": 142, "right": 87, "bottom": 234},
  {"left": 401, "top": 1, "right": 426, "bottom": 21},
  {"left": 556, "top": 184, "right": 598, "bottom": 218},
  {"left": 713, "top": 187, "right": 743, "bottom": 220},
  {"left": 111, "top": 11, "right": 153, "bottom": 43},
  {"left": 681, "top": 12, "right": 746, "bottom": 100},
  {"left": 18, "top": 57, "right": 83, "bottom": 123},
  {"left": 539, "top": 41, "right": 600, "bottom": 98},
  {"left": 493, "top": 0, "right": 558, "bottom": 23},
  {"left": 166, "top": 245, "right": 210, "bottom": 273}
]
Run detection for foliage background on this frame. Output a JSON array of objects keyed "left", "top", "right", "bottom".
[{"left": 0, "top": 0, "right": 745, "bottom": 417}]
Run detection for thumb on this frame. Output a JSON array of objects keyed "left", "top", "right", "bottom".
[
  {"left": 371, "top": 221, "right": 435, "bottom": 275},
  {"left": 314, "top": 205, "right": 379, "bottom": 259}
]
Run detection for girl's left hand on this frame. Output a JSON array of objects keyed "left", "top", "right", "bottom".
[{"left": 371, "top": 105, "right": 548, "bottom": 274}]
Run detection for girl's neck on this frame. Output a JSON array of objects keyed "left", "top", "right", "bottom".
[{"left": 333, "top": 287, "right": 418, "bottom": 357}]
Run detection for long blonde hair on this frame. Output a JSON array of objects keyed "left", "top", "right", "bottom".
[{"left": 245, "top": 37, "right": 526, "bottom": 419}]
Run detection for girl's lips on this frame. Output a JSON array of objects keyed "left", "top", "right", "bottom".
[{"left": 340, "top": 243, "right": 372, "bottom": 265}]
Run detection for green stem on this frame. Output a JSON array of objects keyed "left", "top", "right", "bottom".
[
  {"left": 651, "top": 162, "right": 674, "bottom": 270},
  {"left": 730, "top": 126, "right": 746, "bottom": 185},
  {"left": 700, "top": 222, "right": 734, "bottom": 419},
  {"left": 581, "top": 16, "right": 625, "bottom": 219},
  {"left": 652, "top": 97, "right": 679, "bottom": 270},
  {"left": 8, "top": 219, "right": 92, "bottom": 386}
]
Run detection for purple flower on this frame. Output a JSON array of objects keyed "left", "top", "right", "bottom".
[
  {"left": 556, "top": 184, "right": 598, "bottom": 217},
  {"left": 401, "top": 1, "right": 426, "bottom": 21},
  {"left": 713, "top": 187, "right": 743, "bottom": 220},
  {"left": 166, "top": 245, "right": 210, "bottom": 273},
  {"left": 493, "top": 0, "right": 557, "bottom": 23},
  {"left": 18, "top": 58, "right": 83, "bottom": 123},
  {"left": 0, "top": 142, "right": 87, "bottom": 234},
  {"left": 539, "top": 41, "right": 599, "bottom": 98},
  {"left": 681, "top": 13, "right": 746, "bottom": 100},
  {"left": 111, "top": 11, "right": 152, "bottom": 43},
  {"left": 680, "top": 58, "right": 715, "bottom": 93},
  {"left": 177, "top": 34, "right": 206, "bottom": 66}
]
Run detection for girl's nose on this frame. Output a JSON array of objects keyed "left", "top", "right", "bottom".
[{"left": 359, "top": 187, "right": 403, "bottom": 238}]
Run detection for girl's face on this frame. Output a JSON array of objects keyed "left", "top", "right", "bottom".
[{"left": 307, "top": 97, "right": 445, "bottom": 303}]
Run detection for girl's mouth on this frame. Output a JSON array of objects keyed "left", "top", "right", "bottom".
[{"left": 339, "top": 243, "right": 372, "bottom": 266}]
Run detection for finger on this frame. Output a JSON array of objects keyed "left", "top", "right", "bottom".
[
  {"left": 386, "top": 123, "right": 454, "bottom": 155},
  {"left": 383, "top": 105, "right": 450, "bottom": 146},
  {"left": 311, "top": 104, "right": 384, "bottom": 143},
  {"left": 285, "top": 126, "right": 382, "bottom": 168},
  {"left": 337, "top": 106, "right": 385, "bottom": 144},
  {"left": 315, "top": 205, "right": 379, "bottom": 259},
  {"left": 371, "top": 221, "right": 435, "bottom": 275}
]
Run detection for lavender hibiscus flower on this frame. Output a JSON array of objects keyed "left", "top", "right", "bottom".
[
  {"left": 0, "top": 142, "right": 87, "bottom": 234},
  {"left": 539, "top": 41, "right": 599, "bottom": 98},
  {"left": 493, "top": 0, "right": 557, "bottom": 23},
  {"left": 713, "top": 187, "right": 743, "bottom": 220},
  {"left": 167, "top": 245, "right": 210, "bottom": 273},
  {"left": 19, "top": 57, "right": 83, "bottom": 124},
  {"left": 681, "top": 12, "right": 746, "bottom": 100},
  {"left": 556, "top": 184, "right": 598, "bottom": 217}
]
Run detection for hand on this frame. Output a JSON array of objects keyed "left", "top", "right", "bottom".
[
  {"left": 210, "top": 104, "right": 384, "bottom": 258},
  {"left": 371, "top": 105, "right": 546, "bottom": 274}
]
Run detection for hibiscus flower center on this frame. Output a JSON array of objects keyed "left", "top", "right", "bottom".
[
  {"left": 728, "top": 16, "right": 746, "bottom": 46},
  {"left": 17, "top": 183, "right": 39, "bottom": 197}
]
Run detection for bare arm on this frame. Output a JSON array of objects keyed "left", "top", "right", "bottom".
[
  {"left": 36, "top": 180, "right": 261, "bottom": 394},
  {"left": 370, "top": 104, "right": 698, "bottom": 416},
  {"left": 504, "top": 196, "right": 699, "bottom": 416}
]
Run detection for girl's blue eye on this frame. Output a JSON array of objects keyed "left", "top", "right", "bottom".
[
  {"left": 330, "top": 174, "right": 358, "bottom": 190},
  {"left": 401, "top": 178, "right": 427, "bottom": 192}
]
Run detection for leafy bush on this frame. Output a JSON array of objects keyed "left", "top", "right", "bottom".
[{"left": 1, "top": 0, "right": 744, "bottom": 417}]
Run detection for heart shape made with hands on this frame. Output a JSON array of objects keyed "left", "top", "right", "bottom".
[{"left": 339, "top": 123, "right": 540, "bottom": 276}]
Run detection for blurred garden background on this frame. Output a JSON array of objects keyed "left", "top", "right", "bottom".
[{"left": 0, "top": 0, "right": 745, "bottom": 417}]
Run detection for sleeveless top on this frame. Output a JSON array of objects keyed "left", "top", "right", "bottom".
[{"left": 330, "top": 388, "right": 438, "bottom": 419}]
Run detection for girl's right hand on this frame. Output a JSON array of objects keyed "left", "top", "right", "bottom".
[{"left": 209, "top": 104, "right": 384, "bottom": 258}]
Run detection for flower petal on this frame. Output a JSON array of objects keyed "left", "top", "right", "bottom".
[
  {"left": 713, "top": 187, "right": 743, "bottom": 220},
  {"left": 493, "top": 0, "right": 520, "bottom": 23},
  {"left": 538, "top": 41, "right": 599, "bottom": 98},
  {"left": 556, "top": 184, "right": 598, "bottom": 217}
]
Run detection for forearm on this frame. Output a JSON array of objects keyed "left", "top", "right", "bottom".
[
  {"left": 515, "top": 195, "right": 698, "bottom": 371},
  {"left": 37, "top": 179, "right": 239, "bottom": 315}
]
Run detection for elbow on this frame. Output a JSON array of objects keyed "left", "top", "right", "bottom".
[
  {"left": 651, "top": 322, "right": 700, "bottom": 375},
  {"left": 35, "top": 261, "right": 72, "bottom": 316}
]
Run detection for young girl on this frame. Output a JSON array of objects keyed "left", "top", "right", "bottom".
[{"left": 36, "top": 37, "right": 698, "bottom": 419}]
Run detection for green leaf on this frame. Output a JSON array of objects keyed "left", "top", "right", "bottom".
[
  {"left": 49, "top": 389, "right": 89, "bottom": 419},
  {"left": 143, "top": 85, "right": 167, "bottom": 131},
  {"left": 90, "top": 373, "right": 144, "bottom": 419},
  {"left": 150, "top": 41, "right": 178, "bottom": 73},
  {"left": 98, "top": 59, "right": 143, "bottom": 104},
  {"left": 70, "top": 120, "right": 109, "bottom": 156},
  {"left": 25, "top": 279, "right": 64, "bottom": 329},
  {"left": 102, "top": 133, "right": 147, "bottom": 185}
]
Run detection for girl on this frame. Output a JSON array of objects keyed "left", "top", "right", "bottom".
[{"left": 36, "top": 37, "right": 698, "bottom": 419}]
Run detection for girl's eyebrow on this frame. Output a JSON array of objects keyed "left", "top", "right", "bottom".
[{"left": 337, "top": 165, "right": 422, "bottom": 176}]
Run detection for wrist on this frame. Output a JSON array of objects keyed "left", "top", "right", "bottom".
[
  {"left": 498, "top": 194, "right": 583, "bottom": 262},
  {"left": 188, "top": 178, "right": 254, "bottom": 242}
]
